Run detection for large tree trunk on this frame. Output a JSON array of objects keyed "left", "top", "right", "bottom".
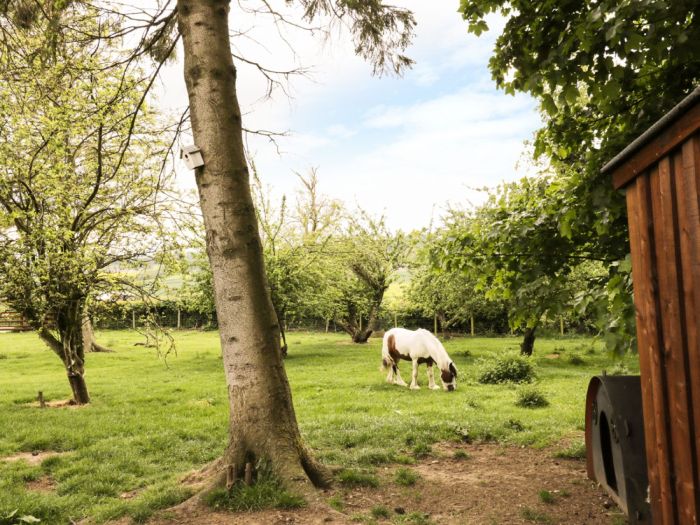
[
  {"left": 177, "top": 0, "right": 329, "bottom": 492},
  {"left": 520, "top": 326, "right": 537, "bottom": 356}
]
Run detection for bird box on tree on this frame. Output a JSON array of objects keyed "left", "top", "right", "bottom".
[{"left": 180, "top": 145, "right": 204, "bottom": 169}]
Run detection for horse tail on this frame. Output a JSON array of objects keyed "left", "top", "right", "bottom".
[{"left": 380, "top": 332, "right": 392, "bottom": 372}]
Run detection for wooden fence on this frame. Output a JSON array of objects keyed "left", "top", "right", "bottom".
[{"left": 0, "top": 311, "right": 32, "bottom": 332}]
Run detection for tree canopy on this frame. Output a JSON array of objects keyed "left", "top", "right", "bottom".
[
  {"left": 0, "top": 5, "right": 177, "bottom": 402},
  {"left": 457, "top": 0, "right": 700, "bottom": 353}
]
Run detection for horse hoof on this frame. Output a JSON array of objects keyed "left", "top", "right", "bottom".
[
  {"left": 410, "top": 385, "right": 420, "bottom": 390},
  {"left": 430, "top": 386, "right": 440, "bottom": 390}
]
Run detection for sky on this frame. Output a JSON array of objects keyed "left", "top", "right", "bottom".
[{"left": 156, "top": 1, "right": 542, "bottom": 232}]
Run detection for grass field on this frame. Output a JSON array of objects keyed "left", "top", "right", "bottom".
[{"left": 0, "top": 330, "right": 640, "bottom": 524}]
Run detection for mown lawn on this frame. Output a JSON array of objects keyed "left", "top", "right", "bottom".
[{"left": 0, "top": 330, "right": 639, "bottom": 524}]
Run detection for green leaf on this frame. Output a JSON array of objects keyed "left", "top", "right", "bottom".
[
  {"left": 542, "top": 95, "right": 557, "bottom": 116},
  {"left": 564, "top": 85, "right": 578, "bottom": 106}
]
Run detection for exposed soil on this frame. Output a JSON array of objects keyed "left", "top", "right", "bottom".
[
  {"left": 25, "top": 474, "right": 56, "bottom": 492},
  {"left": 143, "top": 442, "right": 624, "bottom": 525},
  {"left": 1, "top": 450, "right": 66, "bottom": 466},
  {"left": 24, "top": 398, "right": 86, "bottom": 409}
]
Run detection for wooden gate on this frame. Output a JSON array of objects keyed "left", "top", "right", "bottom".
[
  {"left": 602, "top": 86, "right": 700, "bottom": 524},
  {"left": 0, "top": 311, "right": 32, "bottom": 332}
]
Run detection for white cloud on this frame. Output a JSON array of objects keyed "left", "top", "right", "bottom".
[{"left": 155, "top": 1, "right": 541, "bottom": 231}]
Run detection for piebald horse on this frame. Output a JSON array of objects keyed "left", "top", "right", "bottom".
[{"left": 381, "top": 328, "right": 458, "bottom": 391}]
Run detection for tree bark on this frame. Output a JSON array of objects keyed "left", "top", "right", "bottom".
[
  {"left": 520, "top": 326, "right": 537, "bottom": 356},
  {"left": 177, "top": 0, "right": 329, "bottom": 491},
  {"left": 82, "top": 312, "right": 114, "bottom": 353},
  {"left": 38, "top": 306, "right": 90, "bottom": 404}
]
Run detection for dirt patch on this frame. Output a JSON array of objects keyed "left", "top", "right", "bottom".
[
  {"left": 2, "top": 451, "right": 66, "bottom": 466},
  {"left": 544, "top": 354, "right": 561, "bottom": 359},
  {"left": 141, "top": 442, "right": 623, "bottom": 525},
  {"left": 25, "top": 399, "right": 86, "bottom": 409},
  {"left": 26, "top": 474, "right": 56, "bottom": 492},
  {"left": 120, "top": 489, "right": 141, "bottom": 500}
]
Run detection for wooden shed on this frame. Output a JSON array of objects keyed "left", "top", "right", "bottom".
[{"left": 601, "top": 86, "right": 700, "bottom": 524}]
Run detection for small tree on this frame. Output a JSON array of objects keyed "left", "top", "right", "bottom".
[
  {"left": 437, "top": 178, "right": 591, "bottom": 355},
  {"left": 0, "top": 7, "right": 175, "bottom": 403},
  {"left": 330, "top": 211, "right": 410, "bottom": 343}
]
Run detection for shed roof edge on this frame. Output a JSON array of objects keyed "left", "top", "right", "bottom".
[{"left": 601, "top": 86, "right": 700, "bottom": 175}]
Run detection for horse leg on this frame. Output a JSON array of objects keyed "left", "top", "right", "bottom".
[
  {"left": 386, "top": 362, "right": 395, "bottom": 383},
  {"left": 393, "top": 363, "right": 408, "bottom": 387},
  {"left": 410, "top": 359, "right": 420, "bottom": 390},
  {"left": 427, "top": 363, "right": 440, "bottom": 390}
]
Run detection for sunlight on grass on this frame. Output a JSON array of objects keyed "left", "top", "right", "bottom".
[{"left": 0, "top": 330, "right": 639, "bottom": 523}]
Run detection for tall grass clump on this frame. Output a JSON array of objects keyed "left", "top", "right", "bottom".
[
  {"left": 478, "top": 354, "right": 535, "bottom": 384},
  {"left": 203, "top": 463, "right": 305, "bottom": 511},
  {"left": 515, "top": 388, "right": 550, "bottom": 408}
]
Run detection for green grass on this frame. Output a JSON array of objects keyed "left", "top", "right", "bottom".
[
  {"left": 521, "top": 507, "right": 553, "bottom": 523},
  {"left": 337, "top": 469, "right": 380, "bottom": 488},
  {"left": 0, "top": 330, "right": 639, "bottom": 523},
  {"left": 203, "top": 482, "right": 305, "bottom": 512},
  {"left": 516, "top": 387, "right": 550, "bottom": 408},
  {"left": 370, "top": 505, "right": 390, "bottom": 518},
  {"left": 538, "top": 490, "right": 555, "bottom": 504},
  {"left": 393, "top": 467, "right": 419, "bottom": 486}
]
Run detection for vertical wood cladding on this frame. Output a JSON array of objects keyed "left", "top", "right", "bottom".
[{"left": 617, "top": 131, "right": 700, "bottom": 524}]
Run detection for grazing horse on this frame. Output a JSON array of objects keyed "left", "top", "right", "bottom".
[{"left": 380, "top": 328, "right": 458, "bottom": 391}]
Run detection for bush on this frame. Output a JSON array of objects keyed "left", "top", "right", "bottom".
[
  {"left": 478, "top": 355, "right": 535, "bottom": 384},
  {"left": 516, "top": 388, "right": 549, "bottom": 408}
]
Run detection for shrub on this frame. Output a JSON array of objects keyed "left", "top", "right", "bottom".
[
  {"left": 394, "top": 467, "right": 420, "bottom": 486},
  {"left": 516, "top": 388, "right": 549, "bottom": 408},
  {"left": 478, "top": 355, "right": 535, "bottom": 384}
]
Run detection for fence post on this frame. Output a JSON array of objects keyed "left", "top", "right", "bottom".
[
  {"left": 394, "top": 313, "right": 398, "bottom": 328},
  {"left": 325, "top": 319, "right": 329, "bottom": 333},
  {"left": 470, "top": 315, "right": 475, "bottom": 337},
  {"left": 560, "top": 316, "right": 564, "bottom": 336},
  {"left": 132, "top": 310, "right": 136, "bottom": 330},
  {"left": 433, "top": 314, "right": 438, "bottom": 335},
  {"left": 177, "top": 308, "right": 181, "bottom": 330}
]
